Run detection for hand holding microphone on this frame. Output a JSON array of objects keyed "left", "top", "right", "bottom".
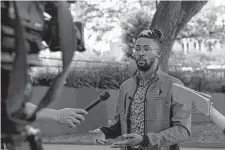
[
  {"left": 55, "top": 91, "right": 110, "bottom": 128},
  {"left": 84, "top": 91, "right": 110, "bottom": 111}
]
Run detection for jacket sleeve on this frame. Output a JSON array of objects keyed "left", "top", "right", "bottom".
[
  {"left": 100, "top": 84, "right": 125, "bottom": 139},
  {"left": 146, "top": 80, "right": 192, "bottom": 147}
]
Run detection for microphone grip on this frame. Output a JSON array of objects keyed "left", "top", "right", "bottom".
[{"left": 84, "top": 98, "right": 101, "bottom": 111}]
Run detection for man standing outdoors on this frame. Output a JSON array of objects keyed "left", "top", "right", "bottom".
[{"left": 91, "top": 29, "right": 192, "bottom": 150}]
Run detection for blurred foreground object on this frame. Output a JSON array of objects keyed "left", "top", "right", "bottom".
[
  {"left": 209, "top": 104, "right": 225, "bottom": 134},
  {"left": 172, "top": 83, "right": 225, "bottom": 133},
  {"left": 1, "top": 1, "right": 85, "bottom": 150},
  {"left": 172, "top": 83, "right": 211, "bottom": 116}
]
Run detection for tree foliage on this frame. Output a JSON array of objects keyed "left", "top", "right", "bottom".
[
  {"left": 120, "top": 3, "right": 224, "bottom": 59},
  {"left": 179, "top": 5, "right": 225, "bottom": 39},
  {"left": 120, "top": 8, "right": 154, "bottom": 57},
  {"left": 70, "top": 0, "right": 156, "bottom": 44},
  {"left": 69, "top": 0, "right": 218, "bottom": 71}
]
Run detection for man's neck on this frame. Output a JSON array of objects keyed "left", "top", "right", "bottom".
[{"left": 139, "top": 62, "right": 158, "bottom": 79}]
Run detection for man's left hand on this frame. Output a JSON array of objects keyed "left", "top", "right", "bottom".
[{"left": 110, "top": 133, "right": 143, "bottom": 148}]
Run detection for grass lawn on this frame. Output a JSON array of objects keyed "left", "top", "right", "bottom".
[
  {"left": 183, "top": 122, "right": 225, "bottom": 144},
  {"left": 42, "top": 121, "right": 225, "bottom": 147}
]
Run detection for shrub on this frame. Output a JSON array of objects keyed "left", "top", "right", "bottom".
[
  {"left": 32, "top": 67, "right": 58, "bottom": 86},
  {"left": 32, "top": 65, "right": 225, "bottom": 93},
  {"left": 169, "top": 70, "right": 225, "bottom": 93}
]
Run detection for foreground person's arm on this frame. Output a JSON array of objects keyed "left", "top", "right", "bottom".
[{"left": 25, "top": 102, "right": 88, "bottom": 128}]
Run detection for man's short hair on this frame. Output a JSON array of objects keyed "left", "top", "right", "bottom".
[{"left": 137, "top": 29, "right": 163, "bottom": 43}]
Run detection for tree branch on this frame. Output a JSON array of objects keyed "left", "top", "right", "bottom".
[
  {"left": 176, "top": 1, "right": 208, "bottom": 37},
  {"left": 150, "top": 1, "right": 207, "bottom": 39},
  {"left": 149, "top": 1, "right": 207, "bottom": 72}
]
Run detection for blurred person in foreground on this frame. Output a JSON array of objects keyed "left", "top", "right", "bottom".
[
  {"left": 90, "top": 29, "right": 192, "bottom": 150},
  {"left": 1, "top": 1, "right": 87, "bottom": 149},
  {"left": 1, "top": 0, "right": 88, "bottom": 130}
]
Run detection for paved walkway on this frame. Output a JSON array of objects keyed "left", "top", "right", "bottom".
[{"left": 43, "top": 144, "right": 224, "bottom": 150}]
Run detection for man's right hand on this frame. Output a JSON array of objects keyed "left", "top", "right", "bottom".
[{"left": 89, "top": 128, "right": 109, "bottom": 144}]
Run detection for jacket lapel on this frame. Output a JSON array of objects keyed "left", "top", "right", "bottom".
[{"left": 125, "top": 77, "right": 138, "bottom": 117}]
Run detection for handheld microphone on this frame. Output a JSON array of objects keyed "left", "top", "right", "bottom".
[{"left": 83, "top": 91, "right": 110, "bottom": 111}]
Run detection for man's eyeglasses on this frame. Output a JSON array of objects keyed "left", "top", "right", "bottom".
[{"left": 133, "top": 47, "right": 159, "bottom": 53}]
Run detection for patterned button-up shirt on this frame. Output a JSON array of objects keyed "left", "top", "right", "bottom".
[{"left": 129, "top": 71, "right": 155, "bottom": 149}]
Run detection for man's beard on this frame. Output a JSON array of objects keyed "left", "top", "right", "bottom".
[{"left": 135, "top": 57, "right": 155, "bottom": 72}]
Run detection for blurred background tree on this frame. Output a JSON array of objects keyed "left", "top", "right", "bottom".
[
  {"left": 179, "top": 4, "right": 225, "bottom": 40},
  {"left": 70, "top": 0, "right": 208, "bottom": 72},
  {"left": 32, "top": 0, "right": 225, "bottom": 92}
]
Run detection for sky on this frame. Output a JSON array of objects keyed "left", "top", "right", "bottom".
[{"left": 212, "top": 0, "right": 225, "bottom": 6}]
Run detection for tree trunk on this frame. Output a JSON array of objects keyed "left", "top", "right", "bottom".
[{"left": 150, "top": 1, "right": 207, "bottom": 72}]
